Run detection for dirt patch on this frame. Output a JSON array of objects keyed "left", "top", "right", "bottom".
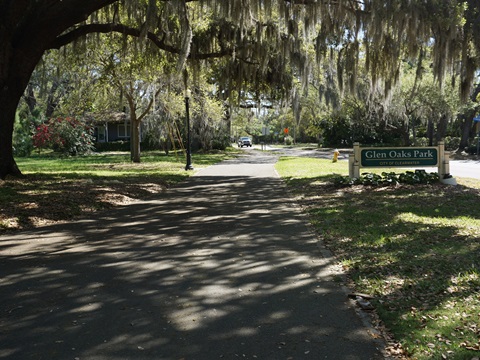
[{"left": 0, "top": 177, "right": 168, "bottom": 233}]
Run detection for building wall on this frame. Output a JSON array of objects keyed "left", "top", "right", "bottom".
[{"left": 95, "top": 122, "right": 144, "bottom": 143}]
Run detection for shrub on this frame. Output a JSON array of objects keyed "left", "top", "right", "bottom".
[
  {"left": 284, "top": 136, "right": 294, "bottom": 145},
  {"left": 94, "top": 141, "right": 131, "bottom": 152},
  {"left": 212, "top": 134, "right": 230, "bottom": 150},
  {"left": 32, "top": 123, "right": 51, "bottom": 149},
  {"left": 140, "top": 132, "right": 164, "bottom": 151},
  {"left": 13, "top": 111, "right": 39, "bottom": 157},
  {"left": 334, "top": 171, "right": 439, "bottom": 187},
  {"left": 444, "top": 136, "right": 461, "bottom": 151},
  {"left": 410, "top": 136, "right": 429, "bottom": 147},
  {"left": 466, "top": 143, "right": 479, "bottom": 155},
  {"left": 33, "top": 117, "right": 95, "bottom": 155}
]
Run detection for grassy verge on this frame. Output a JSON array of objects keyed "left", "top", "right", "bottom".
[
  {"left": 276, "top": 157, "right": 480, "bottom": 360},
  {"left": 0, "top": 150, "right": 234, "bottom": 232}
]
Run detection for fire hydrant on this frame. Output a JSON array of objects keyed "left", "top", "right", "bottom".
[{"left": 332, "top": 149, "right": 340, "bottom": 162}]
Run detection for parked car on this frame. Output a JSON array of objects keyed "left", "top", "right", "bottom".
[{"left": 238, "top": 137, "right": 253, "bottom": 147}]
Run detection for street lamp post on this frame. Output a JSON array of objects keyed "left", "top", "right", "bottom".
[{"left": 185, "top": 89, "right": 193, "bottom": 170}]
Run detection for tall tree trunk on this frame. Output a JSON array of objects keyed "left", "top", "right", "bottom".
[
  {"left": 458, "top": 115, "right": 474, "bottom": 152},
  {"left": 427, "top": 119, "right": 434, "bottom": 146},
  {"left": 0, "top": 38, "right": 44, "bottom": 179},
  {"left": 411, "top": 117, "right": 417, "bottom": 146},
  {"left": 435, "top": 114, "right": 448, "bottom": 144},
  {"left": 126, "top": 95, "right": 141, "bottom": 163},
  {"left": 131, "top": 119, "right": 141, "bottom": 163},
  {"left": 45, "top": 81, "right": 60, "bottom": 118},
  {"left": 24, "top": 84, "right": 37, "bottom": 114},
  {"left": 0, "top": 95, "right": 23, "bottom": 179},
  {"left": 401, "top": 120, "right": 410, "bottom": 146}
]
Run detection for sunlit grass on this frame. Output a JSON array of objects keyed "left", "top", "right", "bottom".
[
  {"left": 16, "top": 150, "right": 231, "bottom": 178},
  {"left": 275, "top": 156, "right": 347, "bottom": 178},
  {"left": 276, "top": 156, "right": 480, "bottom": 360}
]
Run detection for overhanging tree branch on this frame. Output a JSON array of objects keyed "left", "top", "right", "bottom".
[{"left": 49, "top": 23, "right": 234, "bottom": 60}]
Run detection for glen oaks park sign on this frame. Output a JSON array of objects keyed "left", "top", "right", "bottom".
[
  {"left": 349, "top": 141, "right": 453, "bottom": 183},
  {"left": 361, "top": 148, "right": 438, "bottom": 167}
]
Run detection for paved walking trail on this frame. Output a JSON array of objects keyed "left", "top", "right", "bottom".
[{"left": 0, "top": 152, "right": 386, "bottom": 359}]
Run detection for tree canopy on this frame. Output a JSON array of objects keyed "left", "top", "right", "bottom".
[{"left": 1, "top": 0, "right": 479, "bottom": 178}]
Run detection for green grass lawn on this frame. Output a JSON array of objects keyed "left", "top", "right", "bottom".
[
  {"left": 0, "top": 150, "right": 235, "bottom": 231},
  {"left": 276, "top": 157, "right": 480, "bottom": 360},
  {"left": 16, "top": 150, "right": 229, "bottom": 178}
]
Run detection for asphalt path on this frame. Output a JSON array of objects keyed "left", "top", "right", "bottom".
[{"left": 0, "top": 152, "right": 386, "bottom": 359}]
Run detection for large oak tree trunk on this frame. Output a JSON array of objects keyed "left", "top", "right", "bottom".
[
  {"left": 0, "top": 0, "right": 117, "bottom": 179},
  {"left": 0, "top": 34, "right": 44, "bottom": 179},
  {"left": 0, "top": 97, "right": 23, "bottom": 179}
]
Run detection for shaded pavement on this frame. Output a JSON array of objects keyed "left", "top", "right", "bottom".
[{"left": 0, "top": 152, "right": 385, "bottom": 359}]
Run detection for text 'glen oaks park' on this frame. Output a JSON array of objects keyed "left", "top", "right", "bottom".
[
  {"left": 364, "top": 149, "right": 435, "bottom": 159},
  {"left": 359, "top": 147, "right": 439, "bottom": 168}
]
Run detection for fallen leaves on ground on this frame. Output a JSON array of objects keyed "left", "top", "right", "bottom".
[{"left": 0, "top": 177, "right": 168, "bottom": 233}]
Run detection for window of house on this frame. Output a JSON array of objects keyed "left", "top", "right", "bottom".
[
  {"left": 118, "top": 123, "right": 131, "bottom": 138},
  {"left": 96, "top": 126, "right": 106, "bottom": 142}
]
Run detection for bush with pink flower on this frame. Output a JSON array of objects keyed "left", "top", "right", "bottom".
[{"left": 33, "top": 117, "right": 95, "bottom": 155}]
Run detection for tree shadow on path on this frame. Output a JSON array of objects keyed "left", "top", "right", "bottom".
[{"left": 0, "top": 154, "right": 385, "bottom": 360}]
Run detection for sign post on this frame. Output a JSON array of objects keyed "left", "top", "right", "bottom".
[{"left": 349, "top": 141, "right": 453, "bottom": 183}]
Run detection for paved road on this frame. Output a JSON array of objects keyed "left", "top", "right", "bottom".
[
  {"left": 447, "top": 159, "right": 480, "bottom": 180},
  {"left": 250, "top": 145, "right": 480, "bottom": 180},
  {"left": 0, "top": 152, "right": 385, "bottom": 359}
]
